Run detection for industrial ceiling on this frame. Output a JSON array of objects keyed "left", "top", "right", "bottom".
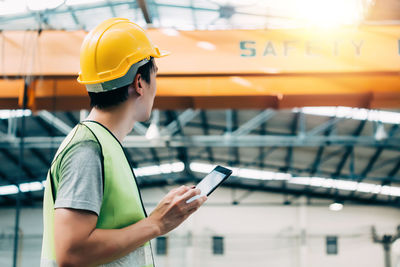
[{"left": 0, "top": 0, "right": 399, "bottom": 208}]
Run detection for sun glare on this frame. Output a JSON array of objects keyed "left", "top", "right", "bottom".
[{"left": 294, "top": 0, "right": 370, "bottom": 28}]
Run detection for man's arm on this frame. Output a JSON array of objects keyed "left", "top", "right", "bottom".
[{"left": 54, "top": 185, "right": 206, "bottom": 267}]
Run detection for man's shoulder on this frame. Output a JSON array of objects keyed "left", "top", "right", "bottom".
[
  {"left": 54, "top": 125, "right": 103, "bottom": 175},
  {"left": 61, "top": 124, "right": 102, "bottom": 159}
]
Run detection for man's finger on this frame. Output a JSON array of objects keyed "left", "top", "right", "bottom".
[
  {"left": 186, "top": 196, "right": 207, "bottom": 212},
  {"left": 181, "top": 188, "right": 201, "bottom": 201},
  {"left": 173, "top": 185, "right": 190, "bottom": 196}
]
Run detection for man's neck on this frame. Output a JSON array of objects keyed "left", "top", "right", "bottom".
[{"left": 86, "top": 105, "right": 135, "bottom": 143}]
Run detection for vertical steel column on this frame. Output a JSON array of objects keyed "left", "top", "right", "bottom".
[
  {"left": 372, "top": 225, "right": 400, "bottom": 267},
  {"left": 13, "top": 81, "right": 28, "bottom": 267},
  {"left": 299, "top": 196, "right": 308, "bottom": 267},
  {"left": 384, "top": 241, "right": 392, "bottom": 267}
]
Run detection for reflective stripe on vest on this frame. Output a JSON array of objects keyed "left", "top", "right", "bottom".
[{"left": 41, "top": 121, "right": 154, "bottom": 267}]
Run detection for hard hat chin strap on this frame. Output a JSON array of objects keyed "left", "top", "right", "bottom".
[{"left": 85, "top": 58, "right": 150, "bottom": 93}]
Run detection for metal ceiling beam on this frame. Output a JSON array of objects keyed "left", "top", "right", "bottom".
[
  {"left": 1, "top": 134, "right": 399, "bottom": 149},
  {"left": 258, "top": 121, "right": 268, "bottom": 169},
  {"left": 225, "top": 109, "right": 233, "bottom": 134},
  {"left": 30, "top": 148, "right": 51, "bottom": 167},
  {"left": 0, "top": 155, "right": 35, "bottom": 205},
  {"left": 186, "top": 122, "right": 226, "bottom": 132},
  {"left": 307, "top": 117, "right": 344, "bottom": 136},
  {"left": 38, "top": 111, "right": 72, "bottom": 135},
  {"left": 132, "top": 135, "right": 400, "bottom": 148},
  {"left": 161, "top": 109, "right": 200, "bottom": 136},
  {"left": 0, "top": 120, "right": 8, "bottom": 137},
  {"left": 107, "top": 0, "right": 117, "bottom": 17},
  {"left": 0, "top": 149, "right": 36, "bottom": 179},
  {"left": 165, "top": 111, "right": 195, "bottom": 180},
  {"left": 281, "top": 112, "right": 298, "bottom": 173},
  {"left": 149, "top": 148, "right": 160, "bottom": 165},
  {"left": 199, "top": 111, "right": 214, "bottom": 163},
  {"left": 137, "top": 0, "right": 152, "bottom": 24},
  {"left": 136, "top": 178, "right": 400, "bottom": 208},
  {"left": 359, "top": 124, "right": 399, "bottom": 179},
  {"left": 0, "top": 131, "right": 7, "bottom": 138},
  {"left": 280, "top": 112, "right": 301, "bottom": 194},
  {"left": 309, "top": 117, "right": 336, "bottom": 176},
  {"left": 35, "top": 117, "right": 56, "bottom": 136},
  {"left": 387, "top": 159, "right": 400, "bottom": 182},
  {"left": 0, "top": 163, "right": 398, "bottom": 207},
  {"left": 221, "top": 181, "right": 400, "bottom": 208},
  {"left": 332, "top": 120, "right": 367, "bottom": 178},
  {"left": 67, "top": 6, "right": 83, "bottom": 30},
  {"left": 6, "top": 114, "right": 18, "bottom": 138},
  {"left": 231, "top": 109, "right": 275, "bottom": 136},
  {"left": 133, "top": 122, "right": 149, "bottom": 136},
  {"left": 369, "top": 157, "right": 400, "bottom": 175},
  {"left": 192, "top": 154, "right": 400, "bottom": 183},
  {"left": 123, "top": 148, "right": 138, "bottom": 168},
  {"left": 328, "top": 120, "right": 368, "bottom": 199},
  {"left": 190, "top": 0, "right": 198, "bottom": 28},
  {"left": 229, "top": 110, "right": 240, "bottom": 166},
  {"left": 65, "top": 112, "right": 79, "bottom": 126}
]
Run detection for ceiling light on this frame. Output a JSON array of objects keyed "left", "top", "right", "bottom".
[
  {"left": 356, "top": 182, "right": 377, "bottom": 193},
  {"left": 329, "top": 202, "right": 343, "bottom": 211},
  {"left": 0, "top": 185, "right": 19, "bottom": 195},
  {"left": 374, "top": 123, "right": 387, "bottom": 141},
  {"left": 334, "top": 180, "right": 358, "bottom": 191},
  {"left": 134, "top": 162, "right": 184, "bottom": 177},
  {"left": 190, "top": 162, "right": 291, "bottom": 181},
  {"left": 298, "top": 107, "right": 400, "bottom": 124},
  {"left": 380, "top": 186, "right": 400, "bottom": 196},
  {"left": 0, "top": 109, "right": 32, "bottom": 120},
  {"left": 19, "top": 181, "right": 43, "bottom": 192},
  {"left": 190, "top": 162, "right": 400, "bottom": 197},
  {"left": 190, "top": 162, "right": 214, "bottom": 173}
]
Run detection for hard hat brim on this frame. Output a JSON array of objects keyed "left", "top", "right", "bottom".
[{"left": 156, "top": 49, "right": 171, "bottom": 57}]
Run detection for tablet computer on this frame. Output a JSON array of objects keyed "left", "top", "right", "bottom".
[{"left": 186, "top": 165, "right": 232, "bottom": 203}]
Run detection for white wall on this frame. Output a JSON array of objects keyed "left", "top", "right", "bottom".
[
  {"left": 0, "top": 208, "right": 43, "bottom": 267},
  {"left": 142, "top": 186, "right": 400, "bottom": 267},
  {"left": 0, "top": 186, "right": 399, "bottom": 267}
]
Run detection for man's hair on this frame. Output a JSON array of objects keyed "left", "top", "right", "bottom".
[{"left": 88, "top": 58, "right": 155, "bottom": 109}]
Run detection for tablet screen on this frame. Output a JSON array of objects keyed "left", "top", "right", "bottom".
[
  {"left": 197, "top": 170, "right": 226, "bottom": 197},
  {"left": 186, "top": 168, "right": 228, "bottom": 203}
]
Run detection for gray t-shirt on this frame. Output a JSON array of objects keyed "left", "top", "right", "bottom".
[
  {"left": 54, "top": 140, "right": 103, "bottom": 215},
  {"left": 51, "top": 140, "right": 151, "bottom": 267}
]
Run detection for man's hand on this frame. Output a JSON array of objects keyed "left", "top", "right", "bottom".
[
  {"left": 148, "top": 185, "right": 207, "bottom": 235},
  {"left": 54, "top": 185, "right": 206, "bottom": 266}
]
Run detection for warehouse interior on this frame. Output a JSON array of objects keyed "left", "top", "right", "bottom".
[{"left": 0, "top": 0, "right": 400, "bottom": 266}]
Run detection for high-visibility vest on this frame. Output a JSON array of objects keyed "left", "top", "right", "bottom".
[{"left": 41, "top": 121, "right": 154, "bottom": 267}]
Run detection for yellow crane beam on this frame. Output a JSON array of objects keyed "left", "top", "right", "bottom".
[{"left": 0, "top": 26, "right": 399, "bottom": 110}]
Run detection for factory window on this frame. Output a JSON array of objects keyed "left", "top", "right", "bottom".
[
  {"left": 212, "top": 236, "right": 224, "bottom": 255},
  {"left": 156, "top": 236, "right": 167, "bottom": 255},
  {"left": 326, "top": 236, "right": 338, "bottom": 255}
]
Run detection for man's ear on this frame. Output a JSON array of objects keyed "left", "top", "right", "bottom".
[{"left": 133, "top": 73, "right": 144, "bottom": 96}]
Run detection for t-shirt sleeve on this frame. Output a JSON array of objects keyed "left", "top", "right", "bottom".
[{"left": 54, "top": 140, "right": 103, "bottom": 216}]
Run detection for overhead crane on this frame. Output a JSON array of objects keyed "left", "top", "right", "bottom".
[{"left": 0, "top": 25, "right": 399, "bottom": 111}]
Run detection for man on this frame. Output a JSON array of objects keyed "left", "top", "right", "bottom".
[{"left": 41, "top": 18, "right": 206, "bottom": 267}]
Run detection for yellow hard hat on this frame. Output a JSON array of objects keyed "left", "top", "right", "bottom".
[{"left": 77, "top": 18, "right": 170, "bottom": 92}]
